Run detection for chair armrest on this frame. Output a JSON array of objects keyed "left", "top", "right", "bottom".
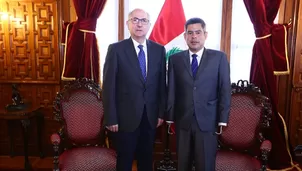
[
  {"left": 50, "top": 133, "right": 61, "bottom": 145},
  {"left": 50, "top": 133, "right": 61, "bottom": 171},
  {"left": 260, "top": 140, "right": 272, "bottom": 154},
  {"left": 260, "top": 140, "right": 272, "bottom": 170}
]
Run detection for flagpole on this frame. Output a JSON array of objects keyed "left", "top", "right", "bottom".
[
  {"left": 149, "top": 0, "right": 186, "bottom": 168},
  {"left": 156, "top": 123, "right": 176, "bottom": 171}
]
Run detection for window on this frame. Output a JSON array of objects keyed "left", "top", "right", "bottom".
[
  {"left": 230, "top": 0, "right": 255, "bottom": 83},
  {"left": 125, "top": 0, "right": 222, "bottom": 50},
  {"left": 125, "top": 0, "right": 165, "bottom": 39},
  {"left": 182, "top": 0, "right": 222, "bottom": 50},
  {"left": 230, "top": 1, "right": 279, "bottom": 83},
  {"left": 96, "top": 0, "right": 119, "bottom": 84},
  {"left": 122, "top": 0, "right": 279, "bottom": 84}
]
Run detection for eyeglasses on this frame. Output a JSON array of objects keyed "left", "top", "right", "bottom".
[{"left": 129, "top": 17, "right": 149, "bottom": 25}]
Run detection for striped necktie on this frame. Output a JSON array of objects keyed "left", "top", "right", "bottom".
[
  {"left": 138, "top": 45, "right": 146, "bottom": 81},
  {"left": 191, "top": 54, "right": 198, "bottom": 78}
]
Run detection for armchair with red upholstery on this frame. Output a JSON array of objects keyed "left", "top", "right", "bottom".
[
  {"left": 50, "top": 78, "right": 116, "bottom": 171},
  {"left": 216, "top": 80, "right": 272, "bottom": 171}
]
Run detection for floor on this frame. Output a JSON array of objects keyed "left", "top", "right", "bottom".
[
  {"left": 0, "top": 156, "right": 52, "bottom": 171},
  {"left": 0, "top": 156, "right": 139, "bottom": 171},
  {"left": 1, "top": 155, "right": 301, "bottom": 171}
]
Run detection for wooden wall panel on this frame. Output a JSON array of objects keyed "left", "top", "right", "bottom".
[
  {"left": 69, "top": 0, "right": 77, "bottom": 21},
  {"left": 289, "top": 0, "right": 302, "bottom": 147},
  {"left": 0, "top": 84, "right": 60, "bottom": 115},
  {"left": 275, "top": 0, "right": 302, "bottom": 148},
  {"left": 0, "top": 0, "right": 60, "bottom": 84},
  {"left": 0, "top": 0, "right": 62, "bottom": 157},
  {"left": 292, "top": 2, "right": 302, "bottom": 87},
  {"left": 277, "top": 0, "right": 298, "bottom": 123},
  {"left": 220, "top": 0, "right": 232, "bottom": 62},
  {"left": 290, "top": 88, "right": 302, "bottom": 147},
  {"left": 0, "top": 83, "right": 61, "bottom": 156}
]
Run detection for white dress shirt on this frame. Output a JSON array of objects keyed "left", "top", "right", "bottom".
[{"left": 189, "top": 48, "right": 204, "bottom": 66}]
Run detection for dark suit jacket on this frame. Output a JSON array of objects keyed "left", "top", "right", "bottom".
[
  {"left": 102, "top": 38, "right": 166, "bottom": 132},
  {"left": 167, "top": 48, "right": 231, "bottom": 132}
]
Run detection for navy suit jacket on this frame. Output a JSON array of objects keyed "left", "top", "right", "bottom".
[
  {"left": 167, "top": 49, "right": 231, "bottom": 132},
  {"left": 102, "top": 38, "right": 166, "bottom": 132}
]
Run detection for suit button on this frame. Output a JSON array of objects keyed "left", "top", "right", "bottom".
[{"left": 193, "top": 87, "right": 196, "bottom": 90}]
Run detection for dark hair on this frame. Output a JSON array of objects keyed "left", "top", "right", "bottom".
[{"left": 184, "top": 17, "right": 206, "bottom": 31}]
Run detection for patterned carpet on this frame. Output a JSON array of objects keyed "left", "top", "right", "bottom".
[
  {"left": 0, "top": 155, "right": 301, "bottom": 171},
  {"left": 0, "top": 156, "right": 137, "bottom": 171}
]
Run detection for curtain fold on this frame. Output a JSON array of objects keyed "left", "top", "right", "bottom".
[
  {"left": 243, "top": 0, "right": 294, "bottom": 169},
  {"left": 61, "top": 0, "right": 107, "bottom": 82}
]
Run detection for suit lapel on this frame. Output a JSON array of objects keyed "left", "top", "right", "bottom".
[
  {"left": 195, "top": 48, "right": 209, "bottom": 79},
  {"left": 124, "top": 38, "right": 145, "bottom": 83},
  {"left": 182, "top": 50, "right": 193, "bottom": 78},
  {"left": 146, "top": 40, "right": 155, "bottom": 84}
]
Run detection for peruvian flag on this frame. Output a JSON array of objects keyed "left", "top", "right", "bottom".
[{"left": 149, "top": 0, "right": 186, "bottom": 134}]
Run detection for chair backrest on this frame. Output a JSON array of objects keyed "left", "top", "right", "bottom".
[
  {"left": 219, "top": 80, "right": 272, "bottom": 154},
  {"left": 53, "top": 78, "right": 104, "bottom": 146}
]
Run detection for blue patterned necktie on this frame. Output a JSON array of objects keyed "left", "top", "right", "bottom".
[
  {"left": 191, "top": 54, "right": 198, "bottom": 78},
  {"left": 138, "top": 45, "right": 147, "bottom": 81}
]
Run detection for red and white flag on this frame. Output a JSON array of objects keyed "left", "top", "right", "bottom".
[{"left": 149, "top": 0, "right": 186, "bottom": 133}]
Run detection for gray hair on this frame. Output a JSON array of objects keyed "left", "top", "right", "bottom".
[{"left": 128, "top": 8, "right": 150, "bottom": 20}]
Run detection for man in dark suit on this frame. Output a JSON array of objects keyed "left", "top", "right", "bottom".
[
  {"left": 166, "top": 17, "right": 231, "bottom": 171},
  {"left": 102, "top": 8, "right": 166, "bottom": 171}
]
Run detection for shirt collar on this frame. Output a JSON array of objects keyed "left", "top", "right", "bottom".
[
  {"left": 131, "top": 37, "right": 147, "bottom": 49},
  {"left": 189, "top": 48, "right": 204, "bottom": 58}
]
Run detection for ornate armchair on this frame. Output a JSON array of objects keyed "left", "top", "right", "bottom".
[
  {"left": 216, "top": 80, "right": 272, "bottom": 171},
  {"left": 50, "top": 78, "right": 116, "bottom": 171}
]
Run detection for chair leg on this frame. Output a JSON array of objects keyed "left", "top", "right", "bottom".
[
  {"left": 261, "top": 149, "right": 269, "bottom": 171},
  {"left": 53, "top": 144, "right": 59, "bottom": 171},
  {"left": 260, "top": 166, "right": 267, "bottom": 171}
]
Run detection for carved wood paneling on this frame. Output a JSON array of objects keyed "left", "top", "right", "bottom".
[
  {"left": 0, "top": 119, "right": 61, "bottom": 156},
  {"left": 69, "top": 0, "right": 76, "bottom": 21},
  {"left": 290, "top": 88, "right": 302, "bottom": 147},
  {"left": 289, "top": 0, "right": 302, "bottom": 147},
  {"left": 277, "top": 0, "right": 298, "bottom": 123},
  {"left": 0, "top": 0, "right": 63, "bottom": 157},
  {"left": 293, "top": 0, "right": 302, "bottom": 86},
  {"left": 0, "top": 84, "right": 61, "bottom": 156},
  {"left": 0, "top": 83, "right": 60, "bottom": 118},
  {"left": 0, "top": 0, "right": 59, "bottom": 83},
  {"left": 293, "top": 45, "right": 302, "bottom": 85}
]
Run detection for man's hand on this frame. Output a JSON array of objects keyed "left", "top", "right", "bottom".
[
  {"left": 215, "top": 125, "right": 225, "bottom": 135},
  {"left": 166, "top": 121, "right": 174, "bottom": 124},
  {"left": 106, "top": 124, "right": 118, "bottom": 132},
  {"left": 157, "top": 118, "right": 164, "bottom": 127}
]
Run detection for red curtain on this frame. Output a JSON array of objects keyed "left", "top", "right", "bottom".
[
  {"left": 243, "top": 0, "right": 294, "bottom": 169},
  {"left": 61, "top": 21, "right": 73, "bottom": 45},
  {"left": 61, "top": 0, "right": 107, "bottom": 82}
]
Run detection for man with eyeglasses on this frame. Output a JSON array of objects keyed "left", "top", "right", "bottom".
[
  {"left": 102, "top": 8, "right": 166, "bottom": 171},
  {"left": 166, "top": 17, "right": 231, "bottom": 171}
]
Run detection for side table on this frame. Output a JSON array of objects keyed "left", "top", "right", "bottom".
[{"left": 0, "top": 103, "right": 44, "bottom": 171}]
